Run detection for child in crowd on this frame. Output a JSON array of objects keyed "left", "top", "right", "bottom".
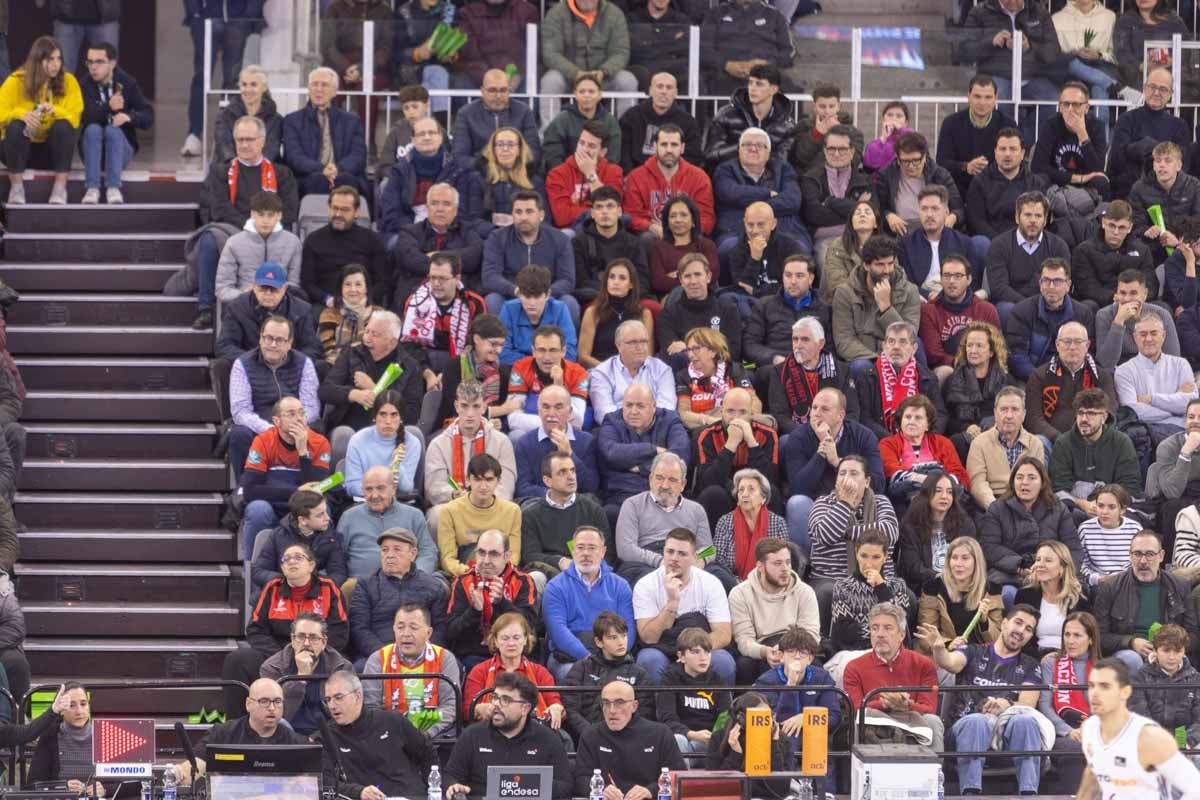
[
  {"left": 561, "top": 611, "right": 654, "bottom": 742},
  {"left": 657, "top": 627, "right": 731, "bottom": 754},
  {"left": 1131, "top": 624, "right": 1200, "bottom": 751}
]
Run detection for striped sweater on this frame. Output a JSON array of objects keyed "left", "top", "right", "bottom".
[
  {"left": 1077, "top": 515, "right": 1141, "bottom": 586},
  {"left": 808, "top": 493, "right": 899, "bottom": 581}
]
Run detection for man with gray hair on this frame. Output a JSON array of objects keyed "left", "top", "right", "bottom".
[
  {"left": 589, "top": 320, "right": 675, "bottom": 420},
  {"left": 852, "top": 320, "right": 946, "bottom": 440},
  {"left": 1115, "top": 311, "right": 1198, "bottom": 435},
  {"left": 712, "top": 126, "right": 808, "bottom": 254},
  {"left": 282, "top": 66, "right": 368, "bottom": 197},
  {"left": 767, "top": 314, "right": 853, "bottom": 436},
  {"left": 966, "top": 386, "right": 1046, "bottom": 510},
  {"left": 843, "top": 602, "right": 943, "bottom": 750},
  {"left": 615, "top": 451, "right": 736, "bottom": 590},
  {"left": 747, "top": 254, "right": 831, "bottom": 397}
]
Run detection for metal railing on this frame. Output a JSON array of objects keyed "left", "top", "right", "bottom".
[{"left": 277, "top": 672, "right": 464, "bottom": 738}]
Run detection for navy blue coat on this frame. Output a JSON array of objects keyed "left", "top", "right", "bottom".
[
  {"left": 513, "top": 427, "right": 600, "bottom": 499},
  {"left": 897, "top": 227, "right": 980, "bottom": 298},
  {"left": 77, "top": 66, "right": 154, "bottom": 152},
  {"left": 379, "top": 150, "right": 483, "bottom": 234},
  {"left": 282, "top": 103, "right": 369, "bottom": 192},
  {"left": 596, "top": 409, "right": 690, "bottom": 499},
  {"left": 712, "top": 157, "right": 806, "bottom": 244},
  {"left": 783, "top": 418, "right": 885, "bottom": 499},
  {"left": 1005, "top": 295, "right": 1094, "bottom": 382}
]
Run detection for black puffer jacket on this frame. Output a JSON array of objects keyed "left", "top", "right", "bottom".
[
  {"left": 979, "top": 496, "right": 1080, "bottom": 582},
  {"left": 942, "top": 361, "right": 1014, "bottom": 436},
  {"left": 962, "top": 0, "right": 1061, "bottom": 80},
  {"left": 561, "top": 651, "right": 655, "bottom": 740},
  {"left": 1128, "top": 171, "right": 1200, "bottom": 241},
  {"left": 1071, "top": 226, "right": 1157, "bottom": 308},
  {"left": 790, "top": 110, "right": 864, "bottom": 174},
  {"left": 874, "top": 158, "right": 965, "bottom": 223},
  {"left": 743, "top": 290, "right": 831, "bottom": 367},
  {"left": 1131, "top": 658, "right": 1200, "bottom": 744},
  {"left": 703, "top": 88, "right": 797, "bottom": 167}
]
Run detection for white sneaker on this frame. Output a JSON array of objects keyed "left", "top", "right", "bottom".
[
  {"left": 48, "top": 185, "right": 67, "bottom": 205},
  {"left": 81, "top": 187, "right": 100, "bottom": 204},
  {"left": 1119, "top": 86, "right": 1145, "bottom": 107},
  {"left": 106, "top": 187, "right": 124, "bottom": 205},
  {"left": 6, "top": 181, "right": 24, "bottom": 205},
  {"left": 180, "top": 134, "right": 202, "bottom": 157}
]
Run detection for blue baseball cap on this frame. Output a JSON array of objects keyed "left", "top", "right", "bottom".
[{"left": 254, "top": 262, "right": 286, "bottom": 289}]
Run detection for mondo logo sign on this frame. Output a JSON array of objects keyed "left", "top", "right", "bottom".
[{"left": 93, "top": 718, "right": 156, "bottom": 779}]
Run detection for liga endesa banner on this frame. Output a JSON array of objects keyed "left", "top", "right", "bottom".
[{"left": 92, "top": 718, "right": 156, "bottom": 779}]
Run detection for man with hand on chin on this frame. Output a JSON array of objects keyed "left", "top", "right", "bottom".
[
  {"left": 260, "top": 613, "right": 353, "bottom": 736},
  {"left": 1031, "top": 81, "right": 1109, "bottom": 215}
]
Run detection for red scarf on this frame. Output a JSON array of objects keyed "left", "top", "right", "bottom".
[
  {"left": 457, "top": 563, "right": 522, "bottom": 640},
  {"left": 706, "top": 425, "right": 755, "bottom": 467},
  {"left": 449, "top": 422, "right": 487, "bottom": 487},
  {"left": 878, "top": 356, "right": 919, "bottom": 433},
  {"left": 685, "top": 361, "right": 729, "bottom": 415},
  {"left": 228, "top": 158, "right": 278, "bottom": 203},
  {"left": 733, "top": 506, "right": 771, "bottom": 579},
  {"left": 1052, "top": 656, "right": 1091, "bottom": 721}
]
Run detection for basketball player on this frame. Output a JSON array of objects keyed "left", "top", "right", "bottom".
[{"left": 1078, "top": 657, "right": 1200, "bottom": 800}]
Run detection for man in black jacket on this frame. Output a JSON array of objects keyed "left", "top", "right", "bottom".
[
  {"left": 699, "top": 3, "right": 794, "bottom": 99},
  {"left": 1129, "top": 141, "right": 1200, "bottom": 265},
  {"left": 392, "top": 184, "right": 486, "bottom": 300},
  {"left": 799, "top": 126, "right": 875, "bottom": 270},
  {"left": 250, "top": 489, "right": 347, "bottom": 594},
  {"left": 300, "top": 186, "right": 391, "bottom": 308},
  {"left": 78, "top": 42, "right": 153, "bottom": 204},
  {"left": 1110, "top": 66, "right": 1191, "bottom": 198},
  {"left": 573, "top": 680, "right": 686, "bottom": 798},
  {"left": 983, "top": 190, "right": 1070, "bottom": 325},
  {"left": 626, "top": 0, "right": 690, "bottom": 94},
  {"left": 875, "top": 132, "right": 965, "bottom": 237},
  {"left": 1073, "top": 200, "right": 1158, "bottom": 314},
  {"left": 790, "top": 83, "right": 864, "bottom": 175},
  {"left": 656, "top": 252, "right": 742, "bottom": 370},
  {"left": 744, "top": 253, "right": 830, "bottom": 395},
  {"left": 726, "top": 202, "right": 802, "bottom": 312},
  {"left": 935, "top": 74, "right": 1015, "bottom": 198},
  {"left": 702, "top": 64, "right": 796, "bottom": 166},
  {"left": 1031, "top": 81, "right": 1109, "bottom": 216},
  {"left": 572, "top": 187, "right": 650, "bottom": 302},
  {"left": 319, "top": 670, "right": 435, "bottom": 800},
  {"left": 965, "top": 127, "right": 1048, "bottom": 239},
  {"left": 214, "top": 262, "right": 323, "bottom": 363},
  {"left": 619, "top": 73, "right": 702, "bottom": 172},
  {"left": 444, "top": 672, "right": 572, "bottom": 799}
]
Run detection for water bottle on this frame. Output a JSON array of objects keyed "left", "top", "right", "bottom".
[
  {"left": 657, "top": 767, "right": 672, "bottom": 800},
  {"left": 795, "top": 778, "right": 813, "bottom": 800},
  {"left": 590, "top": 769, "right": 605, "bottom": 800},
  {"left": 428, "top": 764, "right": 442, "bottom": 800},
  {"left": 936, "top": 764, "right": 945, "bottom": 800},
  {"left": 162, "top": 766, "right": 178, "bottom": 800},
  {"left": 862, "top": 770, "right": 871, "bottom": 800},
  {"left": 140, "top": 781, "right": 151, "bottom": 800}
]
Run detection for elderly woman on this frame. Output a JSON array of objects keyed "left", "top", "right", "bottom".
[
  {"left": 982, "top": 457, "right": 1083, "bottom": 609},
  {"left": 461, "top": 612, "right": 564, "bottom": 729},
  {"left": 917, "top": 536, "right": 1001, "bottom": 655},
  {"left": 898, "top": 470, "right": 978, "bottom": 589},
  {"left": 675, "top": 327, "right": 756, "bottom": 431},
  {"left": 477, "top": 126, "right": 544, "bottom": 228},
  {"left": 713, "top": 469, "right": 789, "bottom": 580},
  {"left": 880, "top": 395, "right": 970, "bottom": 510},
  {"left": 821, "top": 200, "right": 879, "bottom": 304},
  {"left": 316, "top": 264, "right": 373, "bottom": 365},
  {"left": 541, "top": 73, "right": 621, "bottom": 171},
  {"left": 943, "top": 321, "right": 1014, "bottom": 462},
  {"left": 578, "top": 260, "right": 655, "bottom": 369},
  {"left": 648, "top": 196, "right": 720, "bottom": 298},
  {"left": 214, "top": 64, "right": 283, "bottom": 162},
  {"left": 1015, "top": 540, "right": 1091, "bottom": 656}
]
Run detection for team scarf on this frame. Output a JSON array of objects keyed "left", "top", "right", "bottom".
[
  {"left": 705, "top": 423, "right": 763, "bottom": 468},
  {"left": 449, "top": 421, "right": 487, "bottom": 487},
  {"left": 733, "top": 505, "right": 772, "bottom": 579},
  {"left": 459, "top": 562, "right": 522, "bottom": 639},
  {"left": 878, "top": 356, "right": 919, "bottom": 433},
  {"left": 228, "top": 158, "right": 278, "bottom": 203},
  {"left": 1041, "top": 354, "right": 1099, "bottom": 419},
  {"left": 1052, "top": 656, "right": 1091, "bottom": 722},
  {"left": 401, "top": 280, "right": 472, "bottom": 356},
  {"left": 780, "top": 352, "right": 838, "bottom": 425},
  {"left": 686, "top": 360, "right": 730, "bottom": 414}
]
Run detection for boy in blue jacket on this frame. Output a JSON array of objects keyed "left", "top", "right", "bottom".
[{"left": 499, "top": 265, "right": 578, "bottom": 365}]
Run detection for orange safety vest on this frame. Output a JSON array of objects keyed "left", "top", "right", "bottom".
[{"left": 379, "top": 642, "right": 445, "bottom": 712}]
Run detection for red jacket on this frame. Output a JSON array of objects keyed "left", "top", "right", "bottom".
[
  {"left": 843, "top": 647, "right": 938, "bottom": 715},
  {"left": 546, "top": 155, "right": 624, "bottom": 228},
  {"left": 461, "top": 655, "right": 561, "bottom": 718},
  {"left": 623, "top": 158, "right": 715, "bottom": 235},
  {"left": 879, "top": 432, "right": 970, "bottom": 487},
  {"left": 917, "top": 295, "right": 1001, "bottom": 369}
]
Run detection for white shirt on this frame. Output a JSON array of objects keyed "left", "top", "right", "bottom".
[
  {"left": 1081, "top": 712, "right": 1166, "bottom": 800},
  {"left": 632, "top": 565, "right": 731, "bottom": 623},
  {"left": 923, "top": 237, "right": 942, "bottom": 296},
  {"left": 1016, "top": 229, "right": 1044, "bottom": 255}
]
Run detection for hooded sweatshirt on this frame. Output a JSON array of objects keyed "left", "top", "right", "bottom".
[
  {"left": 727, "top": 567, "right": 821, "bottom": 660},
  {"left": 624, "top": 156, "right": 716, "bottom": 235},
  {"left": 215, "top": 222, "right": 302, "bottom": 304}
]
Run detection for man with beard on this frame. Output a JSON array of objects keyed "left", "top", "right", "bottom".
[
  {"left": 443, "top": 672, "right": 572, "bottom": 799},
  {"left": 482, "top": 191, "right": 577, "bottom": 317},
  {"left": 898, "top": 186, "right": 986, "bottom": 301},
  {"left": 656, "top": 253, "right": 743, "bottom": 371},
  {"left": 300, "top": 186, "right": 389, "bottom": 307},
  {"left": 917, "top": 254, "right": 1000, "bottom": 383},
  {"left": 916, "top": 606, "right": 1043, "bottom": 796},
  {"left": 619, "top": 73, "right": 702, "bottom": 172},
  {"left": 1110, "top": 66, "right": 1191, "bottom": 198},
  {"left": 730, "top": 540, "right": 821, "bottom": 683},
  {"left": 747, "top": 255, "right": 832, "bottom": 398},
  {"left": 507, "top": 327, "right": 590, "bottom": 442},
  {"left": 852, "top": 321, "right": 946, "bottom": 441},
  {"left": 964, "top": 128, "right": 1048, "bottom": 240},
  {"left": 260, "top": 613, "right": 353, "bottom": 736},
  {"left": 1151, "top": 400, "right": 1200, "bottom": 565},
  {"left": 573, "top": 680, "right": 685, "bottom": 799},
  {"left": 362, "top": 603, "right": 459, "bottom": 738},
  {"left": 830, "top": 235, "right": 922, "bottom": 372},
  {"left": 1049, "top": 389, "right": 1142, "bottom": 527},
  {"left": 1006, "top": 258, "right": 1095, "bottom": 382},
  {"left": 398, "top": 251, "right": 487, "bottom": 382},
  {"left": 318, "top": 670, "right": 435, "bottom": 800},
  {"left": 514, "top": 386, "right": 600, "bottom": 500},
  {"left": 172, "top": 678, "right": 308, "bottom": 784},
  {"left": 983, "top": 191, "right": 1070, "bottom": 324},
  {"left": 624, "top": 125, "right": 714, "bottom": 239},
  {"left": 571, "top": 186, "right": 651, "bottom": 302}
]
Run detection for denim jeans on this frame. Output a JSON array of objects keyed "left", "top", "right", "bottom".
[
  {"left": 196, "top": 230, "right": 221, "bottom": 312},
  {"left": 53, "top": 20, "right": 120, "bottom": 74},
  {"left": 188, "top": 18, "right": 254, "bottom": 137},
  {"left": 950, "top": 712, "right": 1042, "bottom": 793},
  {"left": 82, "top": 124, "right": 134, "bottom": 189},
  {"left": 241, "top": 499, "right": 279, "bottom": 561},
  {"left": 636, "top": 647, "right": 735, "bottom": 685},
  {"left": 785, "top": 494, "right": 815, "bottom": 555},
  {"left": 992, "top": 76, "right": 1061, "bottom": 146},
  {"left": 423, "top": 65, "right": 450, "bottom": 114},
  {"left": 1067, "top": 58, "right": 1119, "bottom": 99}
]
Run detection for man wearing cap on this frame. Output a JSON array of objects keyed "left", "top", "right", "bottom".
[
  {"left": 338, "top": 466, "right": 436, "bottom": 580},
  {"left": 215, "top": 261, "right": 323, "bottom": 363},
  {"left": 348, "top": 523, "right": 448, "bottom": 661},
  {"left": 361, "top": 602, "right": 459, "bottom": 738}
]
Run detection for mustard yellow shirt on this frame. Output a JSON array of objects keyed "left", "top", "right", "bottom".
[{"left": 437, "top": 494, "right": 522, "bottom": 577}]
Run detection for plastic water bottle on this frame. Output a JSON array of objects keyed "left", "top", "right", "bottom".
[
  {"left": 657, "top": 768, "right": 672, "bottom": 800},
  {"left": 590, "top": 769, "right": 605, "bottom": 800},
  {"left": 936, "top": 764, "right": 945, "bottom": 800},
  {"left": 162, "top": 766, "right": 178, "bottom": 800},
  {"left": 140, "top": 781, "right": 151, "bottom": 800},
  {"left": 795, "top": 778, "right": 813, "bottom": 800},
  {"left": 428, "top": 765, "right": 442, "bottom": 800}
]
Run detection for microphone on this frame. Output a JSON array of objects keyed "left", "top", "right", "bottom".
[
  {"left": 175, "top": 721, "right": 205, "bottom": 800},
  {"left": 317, "top": 715, "right": 349, "bottom": 784}
]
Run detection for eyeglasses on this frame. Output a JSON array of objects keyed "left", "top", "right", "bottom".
[
  {"left": 276, "top": 408, "right": 305, "bottom": 419},
  {"left": 1058, "top": 338, "right": 1087, "bottom": 347},
  {"left": 428, "top": 274, "right": 455, "bottom": 283},
  {"left": 1131, "top": 550, "right": 1162, "bottom": 560},
  {"left": 249, "top": 697, "right": 285, "bottom": 708},
  {"left": 1059, "top": 100, "right": 1088, "bottom": 109},
  {"left": 898, "top": 156, "right": 924, "bottom": 166},
  {"left": 292, "top": 632, "right": 325, "bottom": 643},
  {"left": 824, "top": 145, "right": 851, "bottom": 154},
  {"left": 600, "top": 698, "right": 633, "bottom": 710},
  {"left": 1145, "top": 82, "right": 1172, "bottom": 95},
  {"left": 281, "top": 554, "right": 311, "bottom": 564},
  {"left": 1076, "top": 409, "right": 1107, "bottom": 418},
  {"left": 475, "top": 548, "right": 505, "bottom": 559},
  {"left": 941, "top": 271, "right": 969, "bottom": 280},
  {"left": 492, "top": 694, "right": 530, "bottom": 708},
  {"left": 1039, "top": 277, "right": 1068, "bottom": 287},
  {"left": 322, "top": 689, "right": 360, "bottom": 705},
  {"left": 261, "top": 334, "right": 290, "bottom": 346}
]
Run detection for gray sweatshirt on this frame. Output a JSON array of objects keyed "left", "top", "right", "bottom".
[
  {"left": 361, "top": 644, "right": 461, "bottom": 739},
  {"left": 215, "top": 223, "right": 303, "bottom": 304},
  {"left": 615, "top": 492, "right": 713, "bottom": 568}
]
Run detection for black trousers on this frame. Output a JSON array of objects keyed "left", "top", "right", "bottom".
[
  {"left": 3, "top": 119, "right": 77, "bottom": 173},
  {"left": 221, "top": 646, "right": 268, "bottom": 718}
]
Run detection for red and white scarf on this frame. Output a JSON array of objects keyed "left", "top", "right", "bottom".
[
  {"left": 686, "top": 361, "right": 729, "bottom": 415},
  {"left": 401, "top": 280, "right": 472, "bottom": 356},
  {"left": 1052, "top": 656, "right": 1091, "bottom": 721},
  {"left": 878, "top": 356, "right": 919, "bottom": 433},
  {"left": 228, "top": 158, "right": 278, "bottom": 203},
  {"left": 449, "top": 421, "right": 487, "bottom": 487}
]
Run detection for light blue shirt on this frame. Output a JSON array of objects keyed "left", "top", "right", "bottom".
[
  {"left": 588, "top": 355, "right": 676, "bottom": 421},
  {"left": 344, "top": 426, "right": 424, "bottom": 497}
]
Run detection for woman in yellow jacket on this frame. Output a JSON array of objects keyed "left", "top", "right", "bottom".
[{"left": 0, "top": 36, "right": 83, "bottom": 205}]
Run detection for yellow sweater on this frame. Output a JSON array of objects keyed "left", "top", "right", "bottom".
[
  {"left": 437, "top": 494, "right": 522, "bottom": 577},
  {"left": 0, "top": 70, "right": 83, "bottom": 142}
]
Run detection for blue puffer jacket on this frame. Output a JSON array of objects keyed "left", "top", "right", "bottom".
[
  {"left": 379, "top": 148, "right": 484, "bottom": 233},
  {"left": 712, "top": 157, "right": 807, "bottom": 246}
]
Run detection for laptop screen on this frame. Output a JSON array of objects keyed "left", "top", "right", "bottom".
[
  {"left": 485, "top": 765, "right": 553, "bottom": 800},
  {"left": 208, "top": 773, "right": 321, "bottom": 800}
]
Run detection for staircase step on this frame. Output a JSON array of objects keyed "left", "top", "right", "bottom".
[
  {"left": 3, "top": 263, "right": 183, "bottom": 292},
  {"left": 10, "top": 294, "right": 199, "bottom": 326},
  {"left": 18, "top": 458, "right": 229, "bottom": 492},
  {"left": 4, "top": 232, "right": 188, "bottom": 263},
  {"left": 24, "top": 601, "right": 242, "bottom": 637},
  {"left": 14, "top": 492, "right": 224, "bottom": 530},
  {"left": 8, "top": 177, "right": 201, "bottom": 205},
  {"left": 23, "top": 389, "right": 220, "bottom": 422},
  {"left": 7, "top": 325, "right": 213, "bottom": 356},
  {"left": 15, "top": 563, "right": 234, "bottom": 603},
  {"left": 26, "top": 423, "right": 218, "bottom": 459},
  {"left": 25, "top": 637, "right": 238, "bottom": 680},
  {"left": 15, "top": 357, "right": 212, "bottom": 391},
  {"left": 4, "top": 203, "right": 198, "bottom": 234},
  {"left": 19, "top": 528, "right": 235, "bottom": 563}
]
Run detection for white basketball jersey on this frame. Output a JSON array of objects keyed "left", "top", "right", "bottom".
[{"left": 1081, "top": 712, "right": 1169, "bottom": 800}]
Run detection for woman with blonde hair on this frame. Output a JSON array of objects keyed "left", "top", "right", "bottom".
[
  {"left": 675, "top": 327, "right": 756, "bottom": 430},
  {"left": 1015, "top": 540, "right": 1091, "bottom": 656},
  {"left": 214, "top": 64, "right": 283, "bottom": 162},
  {"left": 477, "top": 126, "right": 544, "bottom": 227},
  {"left": 0, "top": 36, "right": 82, "bottom": 204},
  {"left": 917, "top": 536, "right": 1002, "bottom": 655},
  {"left": 943, "top": 319, "right": 1015, "bottom": 461}
]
